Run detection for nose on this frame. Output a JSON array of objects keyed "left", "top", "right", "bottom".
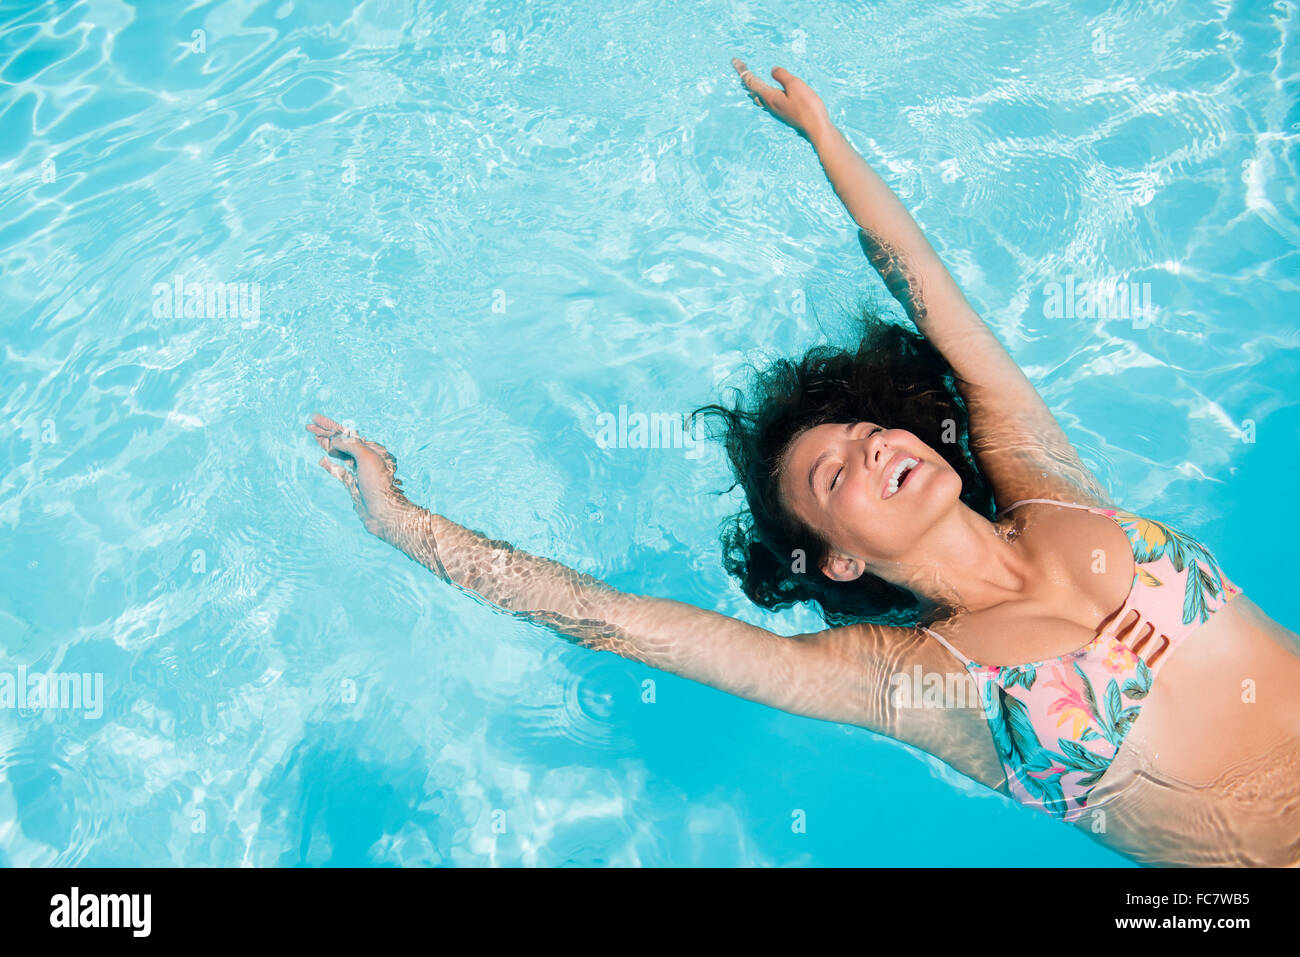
[{"left": 866, "top": 427, "right": 887, "bottom": 468}]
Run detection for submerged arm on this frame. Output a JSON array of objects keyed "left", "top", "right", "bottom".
[
  {"left": 305, "top": 415, "right": 874, "bottom": 727},
  {"left": 397, "top": 505, "right": 1007, "bottom": 790},
  {"left": 305, "top": 415, "right": 1010, "bottom": 790}
]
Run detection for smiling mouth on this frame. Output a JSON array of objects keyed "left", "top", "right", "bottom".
[{"left": 882, "top": 458, "right": 920, "bottom": 500}]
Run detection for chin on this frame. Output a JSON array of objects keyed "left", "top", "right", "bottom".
[{"left": 932, "top": 464, "right": 966, "bottom": 504}]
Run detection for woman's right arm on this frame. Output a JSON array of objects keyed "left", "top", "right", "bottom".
[
  {"left": 395, "top": 507, "right": 887, "bottom": 725},
  {"left": 304, "top": 415, "right": 1006, "bottom": 789},
  {"left": 306, "top": 415, "right": 884, "bottom": 727}
]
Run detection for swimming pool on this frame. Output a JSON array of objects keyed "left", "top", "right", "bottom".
[{"left": 1, "top": 0, "right": 1296, "bottom": 866}]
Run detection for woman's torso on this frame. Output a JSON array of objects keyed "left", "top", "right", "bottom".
[{"left": 913, "top": 500, "right": 1300, "bottom": 866}]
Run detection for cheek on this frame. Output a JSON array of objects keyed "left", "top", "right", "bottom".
[
  {"left": 834, "top": 464, "right": 962, "bottom": 547},
  {"left": 830, "top": 488, "right": 894, "bottom": 547}
]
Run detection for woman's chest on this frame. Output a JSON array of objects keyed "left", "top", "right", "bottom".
[{"left": 960, "top": 507, "right": 1139, "bottom": 667}]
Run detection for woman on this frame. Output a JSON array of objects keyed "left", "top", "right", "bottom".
[{"left": 306, "top": 62, "right": 1300, "bottom": 867}]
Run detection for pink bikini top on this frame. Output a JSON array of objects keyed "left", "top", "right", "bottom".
[{"left": 922, "top": 498, "right": 1242, "bottom": 822}]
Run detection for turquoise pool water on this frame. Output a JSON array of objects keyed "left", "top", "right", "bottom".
[{"left": 1, "top": 0, "right": 1297, "bottom": 866}]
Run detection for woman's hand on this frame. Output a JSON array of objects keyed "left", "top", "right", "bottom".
[
  {"left": 731, "top": 58, "right": 831, "bottom": 141},
  {"left": 306, "top": 413, "right": 409, "bottom": 536}
]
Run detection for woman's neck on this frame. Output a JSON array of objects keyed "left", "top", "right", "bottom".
[{"left": 878, "top": 505, "right": 1036, "bottom": 616}]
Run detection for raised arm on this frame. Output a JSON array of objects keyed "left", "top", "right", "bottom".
[{"left": 732, "top": 60, "right": 1110, "bottom": 510}]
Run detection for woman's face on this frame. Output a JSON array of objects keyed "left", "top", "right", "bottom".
[{"left": 778, "top": 421, "right": 963, "bottom": 580}]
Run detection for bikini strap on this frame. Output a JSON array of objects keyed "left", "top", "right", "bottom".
[
  {"left": 921, "top": 626, "right": 974, "bottom": 668},
  {"left": 997, "top": 497, "right": 1092, "bottom": 518}
]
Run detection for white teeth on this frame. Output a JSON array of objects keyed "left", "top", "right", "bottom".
[{"left": 885, "top": 458, "right": 919, "bottom": 498}]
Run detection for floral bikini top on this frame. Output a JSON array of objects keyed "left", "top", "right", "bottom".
[{"left": 922, "top": 499, "right": 1242, "bottom": 823}]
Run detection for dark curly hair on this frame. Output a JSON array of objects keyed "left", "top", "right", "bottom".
[{"left": 692, "top": 303, "right": 996, "bottom": 628}]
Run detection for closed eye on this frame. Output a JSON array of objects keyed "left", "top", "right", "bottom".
[{"left": 829, "top": 425, "right": 883, "bottom": 493}]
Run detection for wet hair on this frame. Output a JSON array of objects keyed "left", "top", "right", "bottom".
[{"left": 692, "top": 304, "right": 996, "bottom": 628}]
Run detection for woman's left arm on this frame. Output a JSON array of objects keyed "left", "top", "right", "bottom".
[{"left": 733, "top": 60, "right": 1110, "bottom": 509}]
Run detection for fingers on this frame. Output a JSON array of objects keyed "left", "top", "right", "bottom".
[
  {"left": 731, "top": 56, "right": 756, "bottom": 86},
  {"left": 306, "top": 426, "right": 333, "bottom": 454},
  {"left": 1097, "top": 607, "right": 1171, "bottom": 668},
  {"left": 319, "top": 456, "right": 362, "bottom": 507},
  {"left": 305, "top": 413, "right": 364, "bottom": 456},
  {"left": 770, "top": 66, "right": 798, "bottom": 89},
  {"left": 307, "top": 413, "right": 347, "bottom": 436},
  {"left": 1096, "top": 607, "right": 1136, "bottom": 643},
  {"left": 306, "top": 415, "right": 397, "bottom": 494},
  {"left": 319, "top": 455, "right": 353, "bottom": 485},
  {"left": 731, "top": 57, "right": 783, "bottom": 106},
  {"left": 1098, "top": 608, "right": 1147, "bottom": 648}
]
